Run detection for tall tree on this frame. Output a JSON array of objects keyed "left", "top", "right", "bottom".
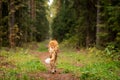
[
  {"left": 0, "top": 0, "right": 2, "bottom": 47},
  {"left": 30, "top": 0, "right": 36, "bottom": 41},
  {"left": 52, "top": 0, "right": 97, "bottom": 48},
  {"left": 86, "top": 0, "right": 96, "bottom": 47},
  {"left": 0, "top": 0, "right": 2, "bottom": 24},
  {"left": 35, "top": 0, "right": 49, "bottom": 41},
  {"left": 9, "top": 0, "right": 15, "bottom": 48},
  {"left": 96, "top": 0, "right": 101, "bottom": 48}
]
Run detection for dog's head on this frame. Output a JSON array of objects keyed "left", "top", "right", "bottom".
[{"left": 48, "top": 40, "right": 59, "bottom": 53}]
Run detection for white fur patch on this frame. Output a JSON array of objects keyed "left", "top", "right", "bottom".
[
  {"left": 45, "top": 58, "right": 50, "bottom": 64},
  {"left": 49, "top": 47, "right": 54, "bottom": 53}
]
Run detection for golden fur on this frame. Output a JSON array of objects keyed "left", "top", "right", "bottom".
[{"left": 48, "top": 40, "right": 59, "bottom": 73}]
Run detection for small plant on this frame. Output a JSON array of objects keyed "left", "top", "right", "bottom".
[{"left": 104, "top": 43, "right": 120, "bottom": 61}]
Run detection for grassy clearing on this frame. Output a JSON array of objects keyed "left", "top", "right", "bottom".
[
  {"left": 57, "top": 47, "right": 120, "bottom": 80},
  {"left": 0, "top": 41, "right": 120, "bottom": 80},
  {"left": 0, "top": 48, "right": 46, "bottom": 80},
  {"left": 37, "top": 41, "right": 120, "bottom": 79}
]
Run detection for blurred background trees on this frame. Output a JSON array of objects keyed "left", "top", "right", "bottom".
[
  {"left": 0, "top": 0, "right": 49, "bottom": 47},
  {"left": 52, "top": 0, "right": 120, "bottom": 50},
  {"left": 0, "top": 0, "right": 120, "bottom": 51}
]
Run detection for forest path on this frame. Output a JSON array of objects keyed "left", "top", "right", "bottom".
[{"left": 30, "top": 51, "right": 79, "bottom": 80}]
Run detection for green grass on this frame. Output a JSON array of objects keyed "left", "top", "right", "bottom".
[
  {"left": 0, "top": 42, "right": 120, "bottom": 80},
  {"left": 57, "top": 48, "right": 120, "bottom": 80},
  {"left": 0, "top": 48, "right": 46, "bottom": 80},
  {"left": 37, "top": 40, "right": 49, "bottom": 52},
  {"left": 80, "top": 61, "right": 120, "bottom": 80},
  {"left": 7, "top": 53, "right": 46, "bottom": 72}
]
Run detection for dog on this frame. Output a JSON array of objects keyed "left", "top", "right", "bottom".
[{"left": 48, "top": 40, "right": 59, "bottom": 73}]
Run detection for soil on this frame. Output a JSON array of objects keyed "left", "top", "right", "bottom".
[{"left": 30, "top": 51, "right": 79, "bottom": 80}]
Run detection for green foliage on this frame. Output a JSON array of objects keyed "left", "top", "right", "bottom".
[
  {"left": 80, "top": 62, "right": 120, "bottom": 80},
  {"left": 52, "top": 0, "right": 120, "bottom": 49},
  {"left": 58, "top": 62, "right": 77, "bottom": 73},
  {"left": 8, "top": 54, "right": 46, "bottom": 72},
  {"left": 61, "top": 35, "right": 79, "bottom": 48},
  {"left": 0, "top": 0, "right": 49, "bottom": 47},
  {"left": 0, "top": 48, "right": 46, "bottom": 80},
  {"left": 57, "top": 47, "right": 120, "bottom": 80},
  {"left": 97, "top": 0, "right": 120, "bottom": 48},
  {"left": 104, "top": 43, "right": 120, "bottom": 61},
  {"left": 35, "top": 0, "right": 49, "bottom": 41},
  {"left": 37, "top": 40, "right": 48, "bottom": 52},
  {"left": 52, "top": 0, "right": 77, "bottom": 42},
  {"left": 52, "top": 0, "right": 96, "bottom": 47}
]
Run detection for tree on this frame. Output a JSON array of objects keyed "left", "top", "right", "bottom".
[
  {"left": 0, "top": 0, "right": 2, "bottom": 47},
  {"left": 96, "top": 0, "right": 101, "bottom": 48},
  {"left": 0, "top": 0, "right": 49, "bottom": 47},
  {"left": 35, "top": 0, "right": 49, "bottom": 41},
  {"left": 85, "top": 0, "right": 96, "bottom": 47},
  {"left": 52, "top": 0, "right": 97, "bottom": 48},
  {"left": 52, "top": 0, "right": 120, "bottom": 50},
  {"left": 29, "top": 0, "right": 36, "bottom": 41},
  {"left": 9, "top": 0, "right": 16, "bottom": 48}
]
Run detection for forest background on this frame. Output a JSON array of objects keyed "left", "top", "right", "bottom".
[
  {"left": 0, "top": 0, "right": 120, "bottom": 79},
  {"left": 0, "top": 0, "right": 120, "bottom": 50}
]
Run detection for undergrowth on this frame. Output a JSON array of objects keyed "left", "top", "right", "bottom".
[
  {"left": 0, "top": 41, "right": 120, "bottom": 80},
  {"left": 57, "top": 47, "right": 120, "bottom": 80},
  {"left": 0, "top": 48, "right": 46, "bottom": 80}
]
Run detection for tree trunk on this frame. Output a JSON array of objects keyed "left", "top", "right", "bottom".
[
  {"left": 9, "top": 0, "right": 15, "bottom": 48},
  {"left": 86, "top": 0, "right": 96, "bottom": 48},
  {"left": 86, "top": 0, "right": 91, "bottom": 48},
  {"left": 0, "top": 0, "right": 2, "bottom": 47},
  {"left": 86, "top": 4, "right": 90, "bottom": 48},
  {"left": 0, "top": 0, "right": 2, "bottom": 22},
  {"left": 30, "top": 0, "right": 36, "bottom": 41},
  {"left": 30, "top": 0, "right": 36, "bottom": 19},
  {"left": 96, "top": 0, "right": 101, "bottom": 48}
]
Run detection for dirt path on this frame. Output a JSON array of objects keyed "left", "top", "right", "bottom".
[{"left": 30, "top": 51, "right": 79, "bottom": 80}]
